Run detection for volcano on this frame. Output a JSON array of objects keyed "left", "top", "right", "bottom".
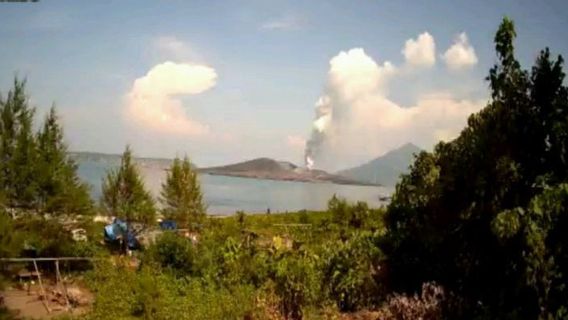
[{"left": 199, "top": 157, "right": 377, "bottom": 186}]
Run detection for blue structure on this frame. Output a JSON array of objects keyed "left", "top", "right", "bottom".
[
  {"left": 104, "top": 219, "right": 127, "bottom": 241},
  {"left": 104, "top": 218, "right": 140, "bottom": 250},
  {"left": 159, "top": 220, "right": 177, "bottom": 230}
]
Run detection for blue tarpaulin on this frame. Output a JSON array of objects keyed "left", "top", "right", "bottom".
[
  {"left": 159, "top": 220, "right": 177, "bottom": 230},
  {"left": 104, "top": 224, "right": 117, "bottom": 241},
  {"left": 104, "top": 218, "right": 139, "bottom": 250},
  {"left": 103, "top": 219, "right": 127, "bottom": 241}
]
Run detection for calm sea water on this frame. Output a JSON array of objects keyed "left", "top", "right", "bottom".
[{"left": 76, "top": 160, "right": 392, "bottom": 215}]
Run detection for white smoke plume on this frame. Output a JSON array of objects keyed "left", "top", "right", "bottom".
[{"left": 304, "top": 47, "right": 484, "bottom": 171}]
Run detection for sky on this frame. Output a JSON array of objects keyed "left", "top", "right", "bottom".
[{"left": 1, "top": 0, "right": 568, "bottom": 170}]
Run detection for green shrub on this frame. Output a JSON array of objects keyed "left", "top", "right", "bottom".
[
  {"left": 328, "top": 196, "right": 380, "bottom": 230},
  {"left": 322, "top": 231, "right": 385, "bottom": 311},
  {"left": 298, "top": 210, "right": 310, "bottom": 224},
  {"left": 143, "top": 232, "right": 195, "bottom": 277},
  {"left": 0, "top": 211, "right": 23, "bottom": 260},
  {"left": 272, "top": 252, "right": 319, "bottom": 320},
  {"left": 13, "top": 215, "right": 75, "bottom": 257},
  {"left": 209, "top": 235, "right": 270, "bottom": 287},
  {"left": 85, "top": 260, "right": 256, "bottom": 320}
]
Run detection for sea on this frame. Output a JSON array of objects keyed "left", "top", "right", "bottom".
[{"left": 76, "top": 160, "right": 392, "bottom": 215}]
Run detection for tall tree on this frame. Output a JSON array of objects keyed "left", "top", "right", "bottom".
[
  {"left": 0, "top": 78, "right": 38, "bottom": 209},
  {"left": 160, "top": 156, "right": 205, "bottom": 228},
  {"left": 36, "top": 106, "right": 92, "bottom": 215},
  {"left": 101, "top": 145, "right": 156, "bottom": 225}
]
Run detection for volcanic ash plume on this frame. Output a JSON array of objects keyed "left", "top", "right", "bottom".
[
  {"left": 304, "top": 48, "right": 390, "bottom": 170},
  {"left": 304, "top": 96, "right": 332, "bottom": 170},
  {"left": 303, "top": 46, "right": 484, "bottom": 171}
]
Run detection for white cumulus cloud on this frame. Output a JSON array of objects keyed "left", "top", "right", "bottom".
[
  {"left": 305, "top": 48, "right": 485, "bottom": 170},
  {"left": 125, "top": 61, "right": 217, "bottom": 135},
  {"left": 328, "top": 48, "right": 396, "bottom": 99},
  {"left": 402, "top": 32, "right": 436, "bottom": 68},
  {"left": 442, "top": 32, "right": 478, "bottom": 70}
]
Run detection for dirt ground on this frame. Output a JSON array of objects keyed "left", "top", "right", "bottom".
[{"left": 1, "top": 282, "right": 91, "bottom": 319}]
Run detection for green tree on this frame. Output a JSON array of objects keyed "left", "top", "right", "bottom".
[
  {"left": 101, "top": 145, "right": 155, "bottom": 225},
  {"left": 384, "top": 17, "right": 568, "bottom": 318},
  {"left": 0, "top": 78, "right": 38, "bottom": 209},
  {"left": 36, "top": 106, "right": 92, "bottom": 215},
  {"left": 0, "top": 79, "right": 21, "bottom": 206},
  {"left": 160, "top": 157, "right": 205, "bottom": 228}
]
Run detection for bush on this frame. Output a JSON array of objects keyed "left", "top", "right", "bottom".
[
  {"left": 298, "top": 210, "right": 310, "bottom": 224},
  {"left": 328, "top": 196, "right": 380, "bottom": 230},
  {"left": 321, "top": 231, "right": 385, "bottom": 311},
  {"left": 211, "top": 236, "right": 270, "bottom": 287},
  {"left": 13, "top": 215, "right": 75, "bottom": 257},
  {"left": 272, "top": 252, "right": 319, "bottom": 320},
  {"left": 143, "top": 232, "right": 195, "bottom": 276},
  {"left": 85, "top": 260, "right": 256, "bottom": 320},
  {"left": 0, "top": 212, "right": 23, "bottom": 260}
]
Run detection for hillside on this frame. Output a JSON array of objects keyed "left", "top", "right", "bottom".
[
  {"left": 337, "top": 143, "right": 421, "bottom": 186},
  {"left": 202, "top": 157, "right": 297, "bottom": 173},
  {"left": 200, "top": 157, "right": 375, "bottom": 186},
  {"left": 68, "top": 151, "right": 173, "bottom": 169}
]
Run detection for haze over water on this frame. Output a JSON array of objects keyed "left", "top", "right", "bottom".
[{"left": 77, "top": 160, "right": 391, "bottom": 215}]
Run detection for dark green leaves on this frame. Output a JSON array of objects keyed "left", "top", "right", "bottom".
[
  {"left": 384, "top": 17, "right": 568, "bottom": 318},
  {"left": 491, "top": 208, "right": 522, "bottom": 240}
]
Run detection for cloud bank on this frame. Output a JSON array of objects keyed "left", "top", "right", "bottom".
[
  {"left": 442, "top": 32, "right": 478, "bottom": 70},
  {"left": 125, "top": 61, "right": 217, "bottom": 135},
  {"left": 305, "top": 47, "right": 484, "bottom": 171}
]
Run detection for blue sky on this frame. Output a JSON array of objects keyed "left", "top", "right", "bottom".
[{"left": 1, "top": 0, "right": 567, "bottom": 169}]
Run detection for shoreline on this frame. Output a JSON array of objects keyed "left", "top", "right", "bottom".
[{"left": 200, "top": 171, "right": 382, "bottom": 187}]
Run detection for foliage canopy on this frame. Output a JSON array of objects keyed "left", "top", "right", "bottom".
[{"left": 384, "top": 17, "right": 568, "bottom": 319}]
